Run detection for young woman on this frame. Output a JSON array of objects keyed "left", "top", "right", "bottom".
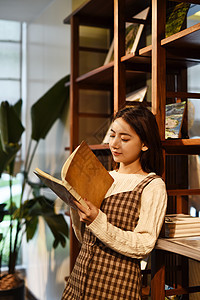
[{"left": 62, "top": 105, "right": 167, "bottom": 300}]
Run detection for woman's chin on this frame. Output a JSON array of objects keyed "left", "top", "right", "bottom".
[{"left": 113, "top": 156, "right": 120, "bottom": 163}]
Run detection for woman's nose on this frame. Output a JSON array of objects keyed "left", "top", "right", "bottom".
[{"left": 110, "top": 136, "right": 119, "bottom": 148}]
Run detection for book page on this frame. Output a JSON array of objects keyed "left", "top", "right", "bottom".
[
  {"left": 62, "top": 141, "right": 114, "bottom": 208},
  {"left": 165, "top": 214, "right": 200, "bottom": 224},
  {"left": 35, "top": 141, "right": 113, "bottom": 209},
  {"left": 61, "top": 144, "right": 80, "bottom": 180},
  {"left": 34, "top": 168, "right": 88, "bottom": 209}
]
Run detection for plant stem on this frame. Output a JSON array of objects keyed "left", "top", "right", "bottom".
[
  {"left": 26, "top": 141, "right": 39, "bottom": 175},
  {"left": 8, "top": 172, "right": 13, "bottom": 273},
  {"left": 12, "top": 139, "right": 39, "bottom": 273},
  {"left": 24, "top": 138, "right": 32, "bottom": 172}
]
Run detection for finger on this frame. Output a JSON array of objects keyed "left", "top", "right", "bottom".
[
  {"left": 75, "top": 200, "right": 89, "bottom": 213},
  {"left": 77, "top": 209, "right": 83, "bottom": 220},
  {"left": 78, "top": 210, "right": 90, "bottom": 224},
  {"left": 83, "top": 198, "right": 96, "bottom": 210}
]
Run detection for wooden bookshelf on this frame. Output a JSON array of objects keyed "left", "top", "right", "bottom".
[{"left": 65, "top": 0, "right": 200, "bottom": 298}]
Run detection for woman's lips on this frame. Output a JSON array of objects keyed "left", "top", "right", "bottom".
[{"left": 112, "top": 151, "right": 121, "bottom": 156}]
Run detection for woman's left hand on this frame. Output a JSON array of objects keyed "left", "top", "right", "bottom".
[{"left": 75, "top": 199, "right": 99, "bottom": 225}]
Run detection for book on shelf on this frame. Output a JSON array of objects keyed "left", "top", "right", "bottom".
[
  {"left": 125, "top": 6, "right": 150, "bottom": 55},
  {"left": 104, "top": 7, "right": 150, "bottom": 65},
  {"left": 165, "top": 227, "right": 200, "bottom": 238},
  {"left": 156, "top": 236, "right": 200, "bottom": 262},
  {"left": 34, "top": 141, "right": 114, "bottom": 210},
  {"left": 165, "top": 101, "right": 186, "bottom": 139},
  {"left": 165, "top": 2, "right": 190, "bottom": 38},
  {"left": 126, "top": 86, "right": 147, "bottom": 103},
  {"left": 165, "top": 214, "right": 200, "bottom": 238}
]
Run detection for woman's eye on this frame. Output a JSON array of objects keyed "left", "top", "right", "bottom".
[
  {"left": 110, "top": 135, "right": 115, "bottom": 138},
  {"left": 121, "top": 138, "right": 129, "bottom": 142}
]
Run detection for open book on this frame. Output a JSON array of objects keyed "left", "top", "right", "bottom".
[{"left": 34, "top": 141, "right": 114, "bottom": 210}]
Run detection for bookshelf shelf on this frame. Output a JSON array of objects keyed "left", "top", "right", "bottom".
[
  {"left": 76, "top": 61, "right": 147, "bottom": 90},
  {"left": 76, "top": 62, "right": 113, "bottom": 89},
  {"left": 161, "top": 22, "right": 200, "bottom": 50},
  {"left": 139, "top": 23, "right": 200, "bottom": 69},
  {"left": 63, "top": 0, "right": 113, "bottom": 27},
  {"left": 156, "top": 237, "right": 200, "bottom": 262},
  {"left": 121, "top": 53, "right": 151, "bottom": 72},
  {"left": 167, "top": 188, "right": 200, "bottom": 196},
  {"left": 169, "top": 0, "right": 200, "bottom": 4},
  {"left": 64, "top": 0, "right": 150, "bottom": 26},
  {"left": 140, "top": 23, "right": 200, "bottom": 56},
  {"left": 166, "top": 91, "right": 200, "bottom": 99},
  {"left": 162, "top": 139, "right": 200, "bottom": 154}
]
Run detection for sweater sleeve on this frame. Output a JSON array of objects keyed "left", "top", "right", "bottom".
[{"left": 87, "top": 178, "right": 167, "bottom": 259}]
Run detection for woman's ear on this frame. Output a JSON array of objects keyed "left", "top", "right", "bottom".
[{"left": 142, "top": 144, "right": 148, "bottom": 151}]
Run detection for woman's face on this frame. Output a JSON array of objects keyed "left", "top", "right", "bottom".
[{"left": 109, "top": 117, "right": 148, "bottom": 166}]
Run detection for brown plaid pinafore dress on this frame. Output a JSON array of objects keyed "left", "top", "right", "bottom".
[{"left": 62, "top": 174, "right": 159, "bottom": 300}]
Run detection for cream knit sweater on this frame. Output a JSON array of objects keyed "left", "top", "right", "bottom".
[{"left": 70, "top": 171, "right": 167, "bottom": 259}]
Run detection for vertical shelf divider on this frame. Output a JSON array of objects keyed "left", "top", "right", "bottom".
[
  {"left": 69, "top": 15, "right": 81, "bottom": 273},
  {"left": 114, "top": 0, "right": 126, "bottom": 113},
  {"left": 151, "top": 0, "right": 166, "bottom": 140}
]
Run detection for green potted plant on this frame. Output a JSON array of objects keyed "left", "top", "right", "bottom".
[{"left": 0, "top": 75, "right": 70, "bottom": 299}]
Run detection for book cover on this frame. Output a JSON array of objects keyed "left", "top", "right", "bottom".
[
  {"left": 34, "top": 141, "right": 114, "bottom": 209},
  {"left": 165, "top": 2, "right": 190, "bottom": 38},
  {"left": 165, "top": 101, "right": 186, "bottom": 139}
]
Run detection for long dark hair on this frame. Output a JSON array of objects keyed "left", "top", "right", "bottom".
[{"left": 113, "top": 106, "right": 164, "bottom": 176}]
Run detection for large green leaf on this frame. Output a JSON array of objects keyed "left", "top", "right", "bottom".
[
  {"left": 0, "top": 100, "right": 24, "bottom": 149},
  {"left": 26, "top": 216, "right": 39, "bottom": 242},
  {"left": 0, "top": 204, "right": 7, "bottom": 222},
  {"left": 0, "top": 100, "right": 24, "bottom": 176},
  {"left": 38, "top": 196, "right": 69, "bottom": 247},
  {"left": 13, "top": 99, "right": 23, "bottom": 118},
  {"left": 0, "top": 139, "right": 21, "bottom": 176},
  {"left": 44, "top": 214, "right": 69, "bottom": 248},
  {"left": 31, "top": 75, "right": 70, "bottom": 141},
  {"left": 16, "top": 196, "right": 69, "bottom": 246},
  {"left": 14, "top": 198, "right": 43, "bottom": 219}
]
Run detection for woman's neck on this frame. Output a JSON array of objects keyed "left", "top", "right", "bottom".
[{"left": 118, "top": 162, "right": 148, "bottom": 175}]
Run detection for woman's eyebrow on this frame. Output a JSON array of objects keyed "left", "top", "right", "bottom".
[{"left": 110, "top": 128, "right": 131, "bottom": 136}]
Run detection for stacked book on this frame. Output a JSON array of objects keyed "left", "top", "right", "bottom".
[{"left": 165, "top": 214, "right": 200, "bottom": 238}]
